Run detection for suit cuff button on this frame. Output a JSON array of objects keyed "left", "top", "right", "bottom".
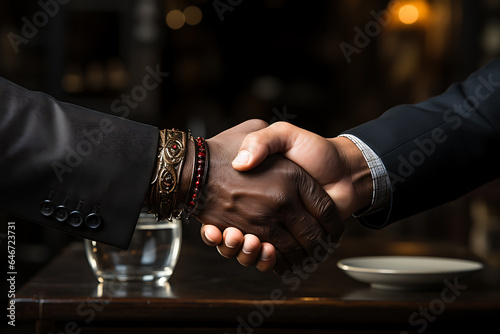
[
  {"left": 40, "top": 200, "right": 55, "bottom": 217},
  {"left": 68, "top": 211, "right": 84, "bottom": 227},
  {"left": 86, "top": 213, "right": 102, "bottom": 229},
  {"left": 54, "top": 205, "right": 69, "bottom": 222}
]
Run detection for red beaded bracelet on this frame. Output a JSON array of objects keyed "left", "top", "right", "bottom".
[{"left": 184, "top": 136, "right": 209, "bottom": 216}]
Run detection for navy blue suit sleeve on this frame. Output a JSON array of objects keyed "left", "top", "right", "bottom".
[
  {"left": 345, "top": 59, "right": 500, "bottom": 228},
  {"left": 0, "top": 77, "right": 158, "bottom": 249}
]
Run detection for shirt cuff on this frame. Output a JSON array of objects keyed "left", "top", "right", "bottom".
[{"left": 338, "top": 134, "right": 391, "bottom": 217}]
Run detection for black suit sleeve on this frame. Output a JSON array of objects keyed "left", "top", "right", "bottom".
[
  {"left": 0, "top": 77, "right": 158, "bottom": 249},
  {"left": 345, "top": 59, "right": 500, "bottom": 228}
]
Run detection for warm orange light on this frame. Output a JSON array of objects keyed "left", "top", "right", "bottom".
[
  {"left": 184, "top": 6, "right": 202, "bottom": 26},
  {"left": 399, "top": 4, "right": 419, "bottom": 25},
  {"left": 166, "top": 10, "right": 185, "bottom": 30}
]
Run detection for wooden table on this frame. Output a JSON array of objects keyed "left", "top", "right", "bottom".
[{"left": 14, "top": 237, "right": 500, "bottom": 333}]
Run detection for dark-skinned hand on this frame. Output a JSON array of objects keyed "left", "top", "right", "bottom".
[{"left": 193, "top": 120, "right": 344, "bottom": 274}]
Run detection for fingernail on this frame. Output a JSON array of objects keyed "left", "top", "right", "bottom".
[
  {"left": 242, "top": 243, "right": 253, "bottom": 255},
  {"left": 225, "top": 235, "right": 238, "bottom": 248},
  {"left": 260, "top": 248, "right": 271, "bottom": 261},
  {"left": 204, "top": 230, "right": 215, "bottom": 244},
  {"left": 232, "top": 150, "right": 251, "bottom": 165}
]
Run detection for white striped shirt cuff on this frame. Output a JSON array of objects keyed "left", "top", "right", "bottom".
[{"left": 339, "top": 134, "right": 391, "bottom": 217}]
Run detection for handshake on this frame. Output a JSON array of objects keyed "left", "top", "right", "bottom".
[
  {"left": 189, "top": 119, "right": 373, "bottom": 274},
  {"left": 2, "top": 59, "right": 497, "bottom": 275}
]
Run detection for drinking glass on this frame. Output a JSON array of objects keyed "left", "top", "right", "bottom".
[{"left": 85, "top": 210, "right": 182, "bottom": 282}]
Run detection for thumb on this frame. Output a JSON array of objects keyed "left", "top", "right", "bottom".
[{"left": 232, "top": 122, "right": 300, "bottom": 171}]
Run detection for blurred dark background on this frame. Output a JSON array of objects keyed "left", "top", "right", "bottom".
[{"left": 2, "top": 0, "right": 500, "bottom": 319}]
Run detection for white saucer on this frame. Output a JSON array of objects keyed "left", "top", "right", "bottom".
[{"left": 337, "top": 256, "right": 484, "bottom": 290}]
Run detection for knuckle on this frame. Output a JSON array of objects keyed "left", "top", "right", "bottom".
[
  {"left": 306, "top": 228, "right": 326, "bottom": 248},
  {"left": 244, "top": 132, "right": 264, "bottom": 146},
  {"left": 270, "top": 121, "right": 293, "bottom": 132},
  {"left": 318, "top": 196, "right": 339, "bottom": 220},
  {"left": 245, "top": 119, "right": 269, "bottom": 131},
  {"left": 274, "top": 192, "right": 291, "bottom": 210},
  {"left": 296, "top": 217, "right": 327, "bottom": 255},
  {"left": 291, "top": 166, "right": 308, "bottom": 188}
]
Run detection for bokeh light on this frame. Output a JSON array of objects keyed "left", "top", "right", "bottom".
[
  {"left": 399, "top": 4, "right": 419, "bottom": 25},
  {"left": 166, "top": 9, "right": 185, "bottom": 29},
  {"left": 184, "top": 6, "right": 202, "bottom": 26}
]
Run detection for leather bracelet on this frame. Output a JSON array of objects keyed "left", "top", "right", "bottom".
[
  {"left": 182, "top": 136, "right": 196, "bottom": 209},
  {"left": 148, "top": 129, "right": 187, "bottom": 221}
]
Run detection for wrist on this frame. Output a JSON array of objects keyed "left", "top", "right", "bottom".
[{"left": 328, "top": 137, "right": 373, "bottom": 216}]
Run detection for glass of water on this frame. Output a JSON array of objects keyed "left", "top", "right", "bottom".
[{"left": 84, "top": 209, "right": 182, "bottom": 282}]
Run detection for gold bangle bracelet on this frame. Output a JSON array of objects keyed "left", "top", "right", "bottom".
[{"left": 148, "top": 129, "right": 187, "bottom": 220}]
